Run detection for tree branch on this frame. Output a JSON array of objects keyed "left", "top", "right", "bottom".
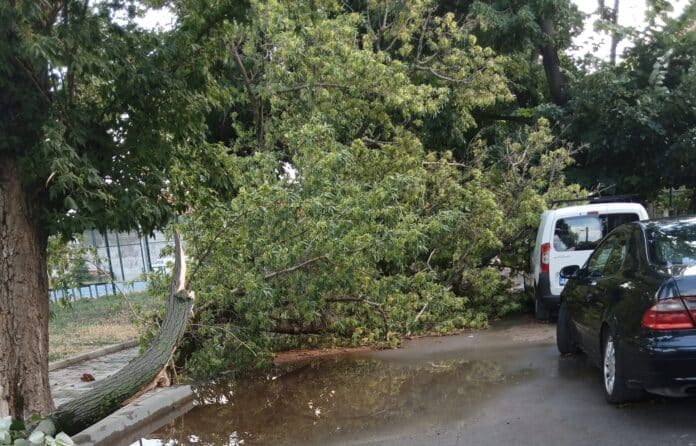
[
  {"left": 216, "top": 247, "right": 367, "bottom": 308},
  {"left": 188, "top": 226, "right": 229, "bottom": 284},
  {"left": 271, "top": 319, "right": 326, "bottom": 335},
  {"left": 416, "top": 8, "right": 433, "bottom": 63},
  {"left": 325, "top": 296, "right": 389, "bottom": 339},
  {"left": 406, "top": 294, "right": 431, "bottom": 337},
  {"left": 426, "top": 249, "right": 436, "bottom": 271},
  {"left": 12, "top": 56, "right": 51, "bottom": 105},
  {"left": 422, "top": 161, "right": 467, "bottom": 169},
  {"left": 263, "top": 254, "right": 329, "bottom": 280},
  {"left": 275, "top": 82, "right": 348, "bottom": 93},
  {"left": 231, "top": 43, "right": 264, "bottom": 151},
  {"left": 413, "top": 64, "right": 485, "bottom": 84}
]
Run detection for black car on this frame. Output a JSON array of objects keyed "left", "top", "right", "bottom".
[{"left": 556, "top": 217, "right": 696, "bottom": 403}]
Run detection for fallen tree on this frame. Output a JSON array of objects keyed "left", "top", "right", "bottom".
[{"left": 35, "top": 230, "right": 193, "bottom": 437}]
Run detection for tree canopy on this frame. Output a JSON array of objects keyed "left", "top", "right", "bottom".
[
  {"left": 146, "top": 0, "right": 582, "bottom": 378},
  {"left": 564, "top": 2, "right": 696, "bottom": 201}
]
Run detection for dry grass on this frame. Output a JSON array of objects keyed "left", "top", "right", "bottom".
[
  {"left": 49, "top": 323, "right": 141, "bottom": 361},
  {"left": 49, "top": 292, "right": 161, "bottom": 362}
]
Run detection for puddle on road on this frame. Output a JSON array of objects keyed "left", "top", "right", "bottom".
[{"left": 138, "top": 354, "right": 534, "bottom": 446}]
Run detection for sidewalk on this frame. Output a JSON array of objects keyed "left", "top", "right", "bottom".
[
  {"left": 48, "top": 345, "right": 195, "bottom": 446},
  {"left": 50, "top": 347, "right": 139, "bottom": 407}
]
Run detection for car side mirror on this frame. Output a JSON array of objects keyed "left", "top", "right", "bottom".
[{"left": 560, "top": 265, "right": 580, "bottom": 279}]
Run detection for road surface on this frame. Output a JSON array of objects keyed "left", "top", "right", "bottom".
[{"left": 142, "top": 316, "right": 696, "bottom": 446}]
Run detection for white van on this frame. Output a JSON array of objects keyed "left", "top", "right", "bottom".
[{"left": 530, "top": 201, "right": 649, "bottom": 320}]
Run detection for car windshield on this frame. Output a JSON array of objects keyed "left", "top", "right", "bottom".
[
  {"left": 553, "top": 213, "right": 639, "bottom": 252},
  {"left": 646, "top": 221, "right": 696, "bottom": 266}
]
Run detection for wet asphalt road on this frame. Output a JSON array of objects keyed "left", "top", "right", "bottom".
[
  {"left": 145, "top": 316, "right": 696, "bottom": 446},
  {"left": 357, "top": 327, "right": 696, "bottom": 446}
]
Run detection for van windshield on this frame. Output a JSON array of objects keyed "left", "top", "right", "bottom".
[{"left": 553, "top": 213, "right": 639, "bottom": 252}]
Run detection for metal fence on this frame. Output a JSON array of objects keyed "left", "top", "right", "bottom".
[{"left": 49, "top": 229, "right": 174, "bottom": 301}]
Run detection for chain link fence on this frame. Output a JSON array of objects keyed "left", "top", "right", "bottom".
[{"left": 49, "top": 230, "right": 173, "bottom": 301}]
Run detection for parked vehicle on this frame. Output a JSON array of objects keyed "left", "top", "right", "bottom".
[
  {"left": 530, "top": 201, "right": 649, "bottom": 320},
  {"left": 556, "top": 217, "right": 696, "bottom": 403}
]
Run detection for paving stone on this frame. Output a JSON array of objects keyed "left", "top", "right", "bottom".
[{"left": 50, "top": 347, "right": 139, "bottom": 407}]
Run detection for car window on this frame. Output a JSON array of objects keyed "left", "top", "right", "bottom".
[
  {"left": 603, "top": 241, "right": 627, "bottom": 276},
  {"left": 586, "top": 230, "right": 630, "bottom": 276},
  {"left": 553, "top": 212, "right": 639, "bottom": 252},
  {"left": 646, "top": 221, "right": 696, "bottom": 266}
]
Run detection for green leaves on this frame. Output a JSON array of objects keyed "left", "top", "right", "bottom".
[
  {"left": 2, "top": 0, "right": 216, "bottom": 237},
  {"left": 146, "top": 1, "right": 586, "bottom": 379},
  {"left": 563, "top": 4, "right": 696, "bottom": 197}
]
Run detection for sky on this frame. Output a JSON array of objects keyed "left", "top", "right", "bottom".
[
  {"left": 134, "top": 0, "right": 691, "bottom": 62},
  {"left": 571, "top": 0, "right": 689, "bottom": 60}
]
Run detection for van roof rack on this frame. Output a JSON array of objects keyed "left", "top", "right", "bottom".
[
  {"left": 549, "top": 194, "right": 641, "bottom": 206},
  {"left": 589, "top": 194, "right": 641, "bottom": 204}
]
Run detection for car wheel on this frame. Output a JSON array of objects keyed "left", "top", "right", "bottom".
[
  {"left": 556, "top": 302, "right": 578, "bottom": 355},
  {"left": 602, "top": 330, "right": 644, "bottom": 404},
  {"left": 534, "top": 288, "right": 550, "bottom": 321}
]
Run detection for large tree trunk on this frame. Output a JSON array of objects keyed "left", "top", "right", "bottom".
[
  {"left": 538, "top": 17, "right": 567, "bottom": 105},
  {"left": 0, "top": 155, "right": 54, "bottom": 419},
  {"left": 46, "top": 230, "right": 194, "bottom": 435}
]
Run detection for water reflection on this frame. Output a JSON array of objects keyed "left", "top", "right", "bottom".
[{"left": 139, "top": 356, "right": 530, "bottom": 446}]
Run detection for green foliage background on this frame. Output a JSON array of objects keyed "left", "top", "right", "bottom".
[{"left": 148, "top": 0, "right": 583, "bottom": 378}]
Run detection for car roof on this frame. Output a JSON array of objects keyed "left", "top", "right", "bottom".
[{"left": 638, "top": 216, "right": 696, "bottom": 229}]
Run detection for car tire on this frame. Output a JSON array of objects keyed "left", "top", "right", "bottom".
[
  {"left": 601, "top": 330, "right": 645, "bottom": 404},
  {"left": 534, "top": 288, "right": 550, "bottom": 321},
  {"left": 556, "top": 302, "right": 578, "bottom": 355}
]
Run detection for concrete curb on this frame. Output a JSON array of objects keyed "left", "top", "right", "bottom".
[
  {"left": 49, "top": 340, "right": 139, "bottom": 372},
  {"left": 72, "top": 385, "right": 195, "bottom": 446}
]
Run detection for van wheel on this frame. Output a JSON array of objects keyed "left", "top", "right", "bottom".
[{"left": 534, "top": 289, "right": 550, "bottom": 321}]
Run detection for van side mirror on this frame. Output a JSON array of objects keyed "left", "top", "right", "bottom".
[{"left": 560, "top": 265, "right": 580, "bottom": 279}]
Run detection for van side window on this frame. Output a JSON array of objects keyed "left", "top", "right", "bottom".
[
  {"left": 606, "top": 213, "right": 640, "bottom": 232},
  {"left": 554, "top": 216, "right": 603, "bottom": 251}
]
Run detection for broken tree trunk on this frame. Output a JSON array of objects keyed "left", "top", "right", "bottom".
[{"left": 46, "top": 230, "right": 194, "bottom": 435}]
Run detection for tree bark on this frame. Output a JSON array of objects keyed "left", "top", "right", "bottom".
[
  {"left": 46, "top": 230, "right": 194, "bottom": 435},
  {"left": 538, "top": 17, "right": 567, "bottom": 105},
  {"left": 0, "top": 155, "right": 54, "bottom": 420},
  {"left": 609, "top": 0, "right": 620, "bottom": 66},
  {"left": 599, "top": 0, "right": 621, "bottom": 65},
  {"left": 231, "top": 44, "right": 265, "bottom": 151}
]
